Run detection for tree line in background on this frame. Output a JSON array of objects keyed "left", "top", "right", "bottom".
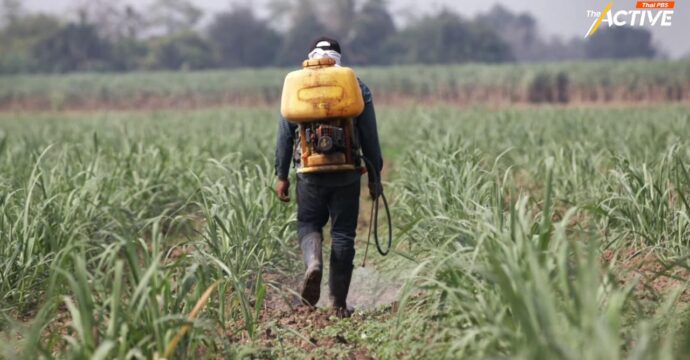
[{"left": 0, "top": 0, "right": 660, "bottom": 74}]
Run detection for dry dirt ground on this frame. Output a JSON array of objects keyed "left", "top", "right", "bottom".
[
  {"left": 3, "top": 92, "right": 689, "bottom": 112},
  {"left": 602, "top": 247, "right": 690, "bottom": 302},
  {"left": 227, "top": 259, "right": 401, "bottom": 359}
]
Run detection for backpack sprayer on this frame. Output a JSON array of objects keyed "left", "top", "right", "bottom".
[
  {"left": 280, "top": 57, "right": 392, "bottom": 264},
  {"left": 281, "top": 57, "right": 363, "bottom": 174}
]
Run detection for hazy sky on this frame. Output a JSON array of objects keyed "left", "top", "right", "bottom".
[{"left": 21, "top": 0, "right": 690, "bottom": 58}]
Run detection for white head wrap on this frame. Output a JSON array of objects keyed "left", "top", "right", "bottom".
[{"left": 308, "top": 47, "right": 342, "bottom": 66}]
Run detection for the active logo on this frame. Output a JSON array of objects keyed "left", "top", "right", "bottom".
[{"left": 584, "top": 1, "right": 675, "bottom": 38}]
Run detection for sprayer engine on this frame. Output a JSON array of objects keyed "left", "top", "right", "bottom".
[{"left": 307, "top": 124, "right": 346, "bottom": 154}]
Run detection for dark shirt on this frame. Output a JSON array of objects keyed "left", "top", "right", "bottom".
[{"left": 274, "top": 80, "right": 383, "bottom": 187}]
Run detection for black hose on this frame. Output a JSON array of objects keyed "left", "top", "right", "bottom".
[
  {"left": 373, "top": 191, "right": 392, "bottom": 255},
  {"left": 361, "top": 156, "right": 392, "bottom": 258}
]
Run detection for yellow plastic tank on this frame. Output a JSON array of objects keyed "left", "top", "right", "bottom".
[{"left": 280, "top": 58, "right": 364, "bottom": 122}]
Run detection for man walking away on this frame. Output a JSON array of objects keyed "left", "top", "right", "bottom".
[{"left": 274, "top": 37, "right": 383, "bottom": 318}]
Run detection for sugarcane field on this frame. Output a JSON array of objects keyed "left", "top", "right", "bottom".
[{"left": 2, "top": 1, "right": 690, "bottom": 359}]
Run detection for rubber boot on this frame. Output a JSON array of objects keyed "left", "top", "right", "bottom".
[
  {"left": 329, "top": 262, "right": 354, "bottom": 318},
  {"left": 300, "top": 233, "right": 323, "bottom": 306}
]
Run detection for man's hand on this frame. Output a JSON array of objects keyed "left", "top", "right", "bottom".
[
  {"left": 368, "top": 182, "right": 382, "bottom": 200},
  {"left": 276, "top": 178, "right": 290, "bottom": 202}
]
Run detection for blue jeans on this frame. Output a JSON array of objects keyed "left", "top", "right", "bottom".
[{"left": 296, "top": 178, "right": 360, "bottom": 272}]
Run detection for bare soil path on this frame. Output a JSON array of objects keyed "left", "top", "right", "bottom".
[{"left": 253, "top": 164, "right": 402, "bottom": 358}]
